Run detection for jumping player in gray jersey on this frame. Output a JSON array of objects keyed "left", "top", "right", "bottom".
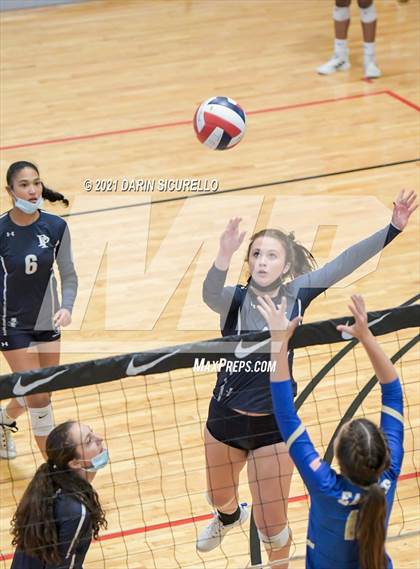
[{"left": 196, "top": 190, "right": 417, "bottom": 566}]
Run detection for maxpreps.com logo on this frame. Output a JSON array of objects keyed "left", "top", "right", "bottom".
[{"left": 193, "top": 358, "right": 276, "bottom": 374}]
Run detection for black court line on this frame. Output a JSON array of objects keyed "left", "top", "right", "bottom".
[
  {"left": 324, "top": 334, "right": 420, "bottom": 464},
  {"left": 63, "top": 158, "right": 420, "bottom": 218},
  {"left": 295, "top": 293, "right": 420, "bottom": 411}
]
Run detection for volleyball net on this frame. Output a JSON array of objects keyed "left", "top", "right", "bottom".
[{"left": 0, "top": 297, "right": 418, "bottom": 568}]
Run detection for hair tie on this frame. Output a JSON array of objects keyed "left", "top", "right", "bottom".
[{"left": 48, "top": 460, "right": 58, "bottom": 472}]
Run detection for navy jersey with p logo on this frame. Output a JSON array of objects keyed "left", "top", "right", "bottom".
[{"left": 0, "top": 210, "right": 77, "bottom": 333}]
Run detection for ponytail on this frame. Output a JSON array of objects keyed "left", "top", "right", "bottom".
[
  {"left": 336, "top": 418, "right": 391, "bottom": 569},
  {"left": 42, "top": 183, "right": 69, "bottom": 207},
  {"left": 357, "top": 483, "right": 388, "bottom": 569},
  {"left": 285, "top": 231, "right": 317, "bottom": 279}
]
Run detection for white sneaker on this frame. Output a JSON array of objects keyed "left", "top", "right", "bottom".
[
  {"left": 317, "top": 55, "right": 351, "bottom": 75},
  {"left": 0, "top": 422, "right": 17, "bottom": 459},
  {"left": 364, "top": 60, "right": 381, "bottom": 78},
  {"left": 196, "top": 504, "right": 249, "bottom": 552}
]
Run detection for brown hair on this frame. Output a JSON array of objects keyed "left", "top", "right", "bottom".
[
  {"left": 11, "top": 421, "right": 107, "bottom": 565},
  {"left": 6, "top": 161, "right": 69, "bottom": 207},
  {"left": 336, "top": 418, "right": 391, "bottom": 569},
  {"left": 246, "top": 228, "right": 317, "bottom": 283}
]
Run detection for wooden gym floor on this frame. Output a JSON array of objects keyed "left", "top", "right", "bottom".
[{"left": 0, "top": 1, "right": 419, "bottom": 567}]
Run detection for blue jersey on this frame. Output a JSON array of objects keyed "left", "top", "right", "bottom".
[
  {"left": 271, "top": 378, "right": 404, "bottom": 569},
  {"left": 0, "top": 210, "right": 77, "bottom": 333},
  {"left": 203, "top": 224, "right": 400, "bottom": 413},
  {"left": 11, "top": 491, "right": 92, "bottom": 569}
]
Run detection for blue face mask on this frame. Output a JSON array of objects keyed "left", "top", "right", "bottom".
[
  {"left": 81, "top": 449, "right": 109, "bottom": 472},
  {"left": 14, "top": 195, "right": 44, "bottom": 215}
]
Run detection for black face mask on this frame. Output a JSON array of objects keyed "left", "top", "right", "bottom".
[{"left": 248, "top": 275, "right": 284, "bottom": 294}]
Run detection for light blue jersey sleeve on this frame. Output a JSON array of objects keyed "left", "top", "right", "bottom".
[
  {"left": 271, "top": 380, "right": 336, "bottom": 495},
  {"left": 380, "top": 378, "right": 404, "bottom": 478}
]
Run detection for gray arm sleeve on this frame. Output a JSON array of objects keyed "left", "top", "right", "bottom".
[
  {"left": 202, "top": 264, "right": 236, "bottom": 315},
  {"left": 290, "top": 224, "right": 400, "bottom": 293},
  {"left": 56, "top": 224, "right": 78, "bottom": 312}
]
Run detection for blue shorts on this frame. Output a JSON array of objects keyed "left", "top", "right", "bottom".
[{"left": 0, "top": 330, "right": 61, "bottom": 351}]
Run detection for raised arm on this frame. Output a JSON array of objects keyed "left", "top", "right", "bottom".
[
  {"left": 290, "top": 190, "right": 417, "bottom": 302},
  {"left": 257, "top": 296, "right": 336, "bottom": 494},
  {"left": 203, "top": 217, "right": 246, "bottom": 314},
  {"left": 337, "top": 295, "right": 404, "bottom": 475}
]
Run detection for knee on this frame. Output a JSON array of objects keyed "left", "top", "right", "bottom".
[
  {"left": 258, "top": 525, "right": 291, "bottom": 552},
  {"left": 25, "top": 393, "right": 51, "bottom": 408},
  {"left": 359, "top": 0, "right": 376, "bottom": 22},
  {"left": 334, "top": 3, "right": 351, "bottom": 21},
  {"left": 29, "top": 403, "right": 55, "bottom": 437},
  {"left": 336, "top": 0, "right": 351, "bottom": 7}
]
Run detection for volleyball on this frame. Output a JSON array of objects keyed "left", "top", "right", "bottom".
[{"left": 193, "top": 96, "right": 246, "bottom": 150}]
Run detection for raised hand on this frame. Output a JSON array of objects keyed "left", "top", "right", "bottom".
[
  {"left": 336, "top": 294, "right": 370, "bottom": 340},
  {"left": 391, "top": 189, "right": 418, "bottom": 230},
  {"left": 219, "top": 217, "right": 246, "bottom": 257},
  {"left": 256, "top": 295, "right": 301, "bottom": 339},
  {"left": 215, "top": 217, "right": 247, "bottom": 270}
]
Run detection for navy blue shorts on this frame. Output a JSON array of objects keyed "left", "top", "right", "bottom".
[
  {"left": 0, "top": 330, "right": 61, "bottom": 351},
  {"left": 206, "top": 397, "right": 284, "bottom": 451}
]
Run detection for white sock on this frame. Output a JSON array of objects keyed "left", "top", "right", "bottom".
[
  {"left": 334, "top": 38, "right": 349, "bottom": 59},
  {"left": 364, "top": 42, "right": 376, "bottom": 61}
]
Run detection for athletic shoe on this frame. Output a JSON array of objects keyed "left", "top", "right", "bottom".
[
  {"left": 364, "top": 60, "right": 381, "bottom": 78},
  {"left": 0, "top": 422, "right": 17, "bottom": 459},
  {"left": 196, "top": 504, "right": 249, "bottom": 552},
  {"left": 317, "top": 56, "right": 351, "bottom": 75}
]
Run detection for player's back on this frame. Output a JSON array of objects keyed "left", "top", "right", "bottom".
[{"left": 306, "top": 470, "right": 395, "bottom": 569}]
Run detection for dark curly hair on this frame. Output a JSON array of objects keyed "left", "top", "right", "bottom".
[{"left": 11, "top": 421, "right": 107, "bottom": 565}]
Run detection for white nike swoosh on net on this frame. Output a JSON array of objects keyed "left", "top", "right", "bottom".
[
  {"left": 126, "top": 349, "right": 181, "bottom": 376},
  {"left": 341, "top": 312, "right": 392, "bottom": 340},
  {"left": 13, "top": 369, "right": 68, "bottom": 396},
  {"left": 234, "top": 335, "right": 271, "bottom": 359}
]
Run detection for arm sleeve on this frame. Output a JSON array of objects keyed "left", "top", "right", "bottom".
[
  {"left": 271, "top": 380, "right": 336, "bottom": 494},
  {"left": 380, "top": 378, "right": 404, "bottom": 477},
  {"left": 56, "top": 223, "right": 78, "bottom": 312},
  {"left": 56, "top": 500, "right": 91, "bottom": 569},
  {"left": 289, "top": 224, "right": 401, "bottom": 305},
  {"left": 202, "top": 263, "right": 236, "bottom": 315}
]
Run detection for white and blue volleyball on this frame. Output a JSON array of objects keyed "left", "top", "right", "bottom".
[{"left": 194, "top": 96, "right": 246, "bottom": 150}]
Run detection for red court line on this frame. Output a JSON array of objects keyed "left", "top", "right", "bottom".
[
  {"left": 2, "top": 89, "right": 418, "bottom": 152},
  {"left": 0, "top": 91, "right": 389, "bottom": 151},
  {"left": 385, "top": 90, "right": 420, "bottom": 112},
  {"left": 247, "top": 91, "right": 386, "bottom": 116},
  {"left": 1, "top": 470, "right": 417, "bottom": 560}
]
